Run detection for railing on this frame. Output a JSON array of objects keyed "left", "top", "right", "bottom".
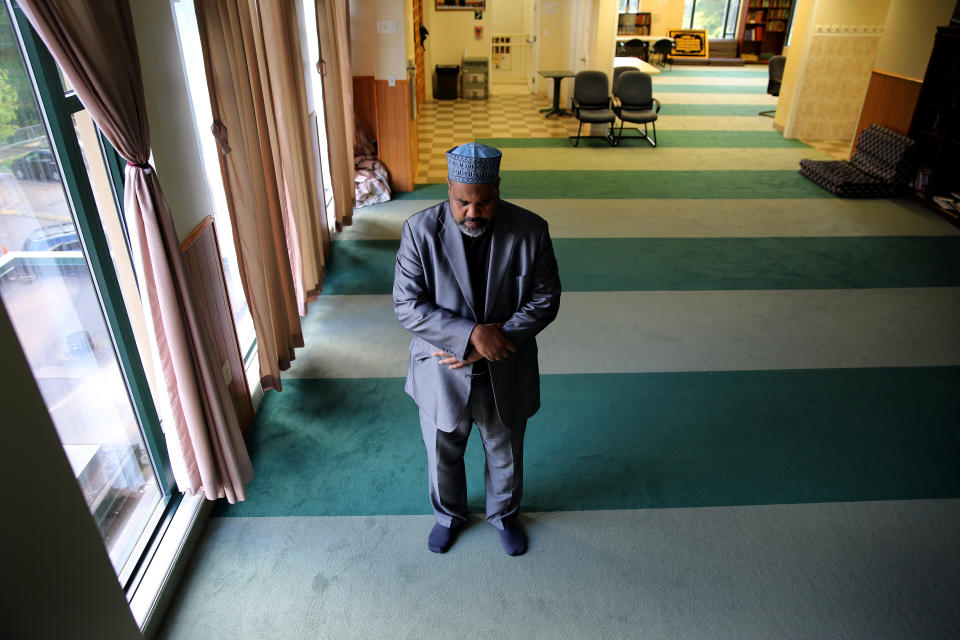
[
  {"left": 1, "top": 123, "right": 46, "bottom": 145},
  {"left": 490, "top": 33, "right": 534, "bottom": 85}
]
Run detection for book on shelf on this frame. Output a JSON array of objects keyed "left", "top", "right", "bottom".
[
  {"left": 617, "top": 12, "right": 651, "bottom": 36},
  {"left": 749, "top": 0, "right": 790, "bottom": 7}
]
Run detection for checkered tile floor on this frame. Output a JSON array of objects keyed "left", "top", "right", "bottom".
[
  {"left": 801, "top": 139, "right": 852, "bottom": 161},
  {"left": 415, "top": 92, "right": 851, "bottom": 181},
  {"left": 417, "top": 93, "right": 580, "bottom": 183}
]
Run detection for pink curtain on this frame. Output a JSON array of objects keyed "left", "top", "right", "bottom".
[{"left": 19, "top": 0, "right": 253, "bottom": 502}]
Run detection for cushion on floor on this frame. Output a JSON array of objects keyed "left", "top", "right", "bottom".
[
  {"left": 799, "top": 124, "right": 916, "bottom": 198},
  {"left": 799, "top": 159, "right": 898, "bottom": 198}
]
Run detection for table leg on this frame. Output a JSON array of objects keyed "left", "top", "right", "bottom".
[{"left": 541, "top": 76, "right": 572, "bottom": 118}]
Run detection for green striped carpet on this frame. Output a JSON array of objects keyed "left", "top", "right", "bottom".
[{"left": 162, "top": 65, "right": 960, "bottom": 640}]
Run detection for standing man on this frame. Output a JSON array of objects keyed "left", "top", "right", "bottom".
[{"left": 393, "top": 142, "right": 561, "bottom": 556}]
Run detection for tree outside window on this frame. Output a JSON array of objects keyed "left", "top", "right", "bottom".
[{"left": 684, "top": 0, "right": 742, "bottom": 39}]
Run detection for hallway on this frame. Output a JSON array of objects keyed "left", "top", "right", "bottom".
[{"left": 159, "top": 66, "right": 960, "bottom": 639}]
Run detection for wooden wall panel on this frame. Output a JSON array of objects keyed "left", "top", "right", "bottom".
[
  {"left": 413, "top": 0, "right": 425, "bottom": 108},
  {"left": 853, "top": 69, "right": 923, "bottom": 156},
  {"left": 375, "top": 79, "right": 416, "bottom": 192},
  {"left": 181, "top": 217, "right": 255, "bottom": 434},
  {"left": 352, "top": 75, "right": 378, "bottom": 143}
]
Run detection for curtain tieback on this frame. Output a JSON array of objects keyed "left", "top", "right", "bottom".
[
  {"left": 126, "top": 160, "right": 152, "bottom": 175},
  {"left": 211, "top": 119, "right": 232, "bottom": 155}
]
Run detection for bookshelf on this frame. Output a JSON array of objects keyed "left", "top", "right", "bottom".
[
  {"left": 909, "top": 26, "right": 960, "bottom": 227},
  {"left": 618, "top": 12, "right": 651, "bottom": 36},
  {"left": 737, "top": 0, "right": 794, "bottom": 61}
]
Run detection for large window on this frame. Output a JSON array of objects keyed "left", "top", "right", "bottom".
[
  {"left": 683, "top": 0, "right": 742, "bottom": 39},
  {"left": 1, "top": 1, "right": 175, "bottom": 589},
  {"left": 170, "top": 1, "right": 256, "bottom": 369}
]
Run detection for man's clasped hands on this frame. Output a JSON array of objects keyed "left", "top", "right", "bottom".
[{"left": 432, "top": 323, "right": 515, "bottom": 369}]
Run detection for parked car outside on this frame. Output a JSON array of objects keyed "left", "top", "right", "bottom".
[
  {"left": 11, "top": 149, "right": 60, "bottom": 182},
  {"left": 21, "top": 222, "right": 80, "bottom": 252}
]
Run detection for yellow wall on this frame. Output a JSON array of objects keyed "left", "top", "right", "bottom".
[
  {"left": 815, "top": 0, "right": 891, "bottom": 25},
  {"left": 774, "top": 0, "right": 893, "bottom": 138},
  {"left": 641, "top": 0, "right": 686, "bottom": 36},
  {"left": 491, "top": 0, "right": 529, "bottom": 33},
  {"left": 593, "top": 0, "right": 620, "bottom": 78},
  {"left": 874, "top": 0, "right": 956, "bottom": 79},
  {"left": 423, "top": 3, "right": 493, "bottom": 97},
  {"left": 774, "top": 0, "right": 814, "bottom": 131},
  {"left": 537, "top": 0, "right": 576, "bottom": 102},
  {"left": 351, "top": 0, "right": 409, "bottom": 80}
]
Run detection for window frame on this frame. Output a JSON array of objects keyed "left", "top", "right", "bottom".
[
  {"left": 7, "top": 0, "right": 178, "bottom": 584},
  {"left": 686, "top": 0, "right": 743, "bottom": 39}
]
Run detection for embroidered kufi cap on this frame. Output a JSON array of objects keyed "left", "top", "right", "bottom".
[{"left": 446, "top": 142, "right": 502, "bottom": 184}]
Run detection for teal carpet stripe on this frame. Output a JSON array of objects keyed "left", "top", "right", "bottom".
[
  {"left": 656, "top": 69, "right": 768, "bottom": 77},
  {"left": 215, "top": 367, "right": 960, "bottom": 517},
  {"left": 645, "top": 84, "right": 767, "bottom": 93},
  {"left": 394, "top": 170, "right": 833, "bottom": 197},
  {"left": 478, "top": 131, "right": 811, "bottom": 148},
  {"left": 655, "top": 104, "right": 779, "bottom": 116},
  {"left": 322, "top": 237, "right": 960, "bottom": 295}
]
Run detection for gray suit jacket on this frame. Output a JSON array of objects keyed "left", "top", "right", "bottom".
[{"left": 393, "top": 199, "right": 561, "bottom": 431}]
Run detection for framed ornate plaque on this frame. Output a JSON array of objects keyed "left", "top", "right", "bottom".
[
  {"left": 667, "top": 29, "right": 709, "bottom": 58},
  {"left": 436, "top": 0, "right": 485, "bottom": 10}
]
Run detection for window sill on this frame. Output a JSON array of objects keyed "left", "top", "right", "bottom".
[
  {"left": 130, "top": 492, "right": 212, "bottom": 638},
  {"left": 245, "top": 344, "right": 264, "bottom": 411}
]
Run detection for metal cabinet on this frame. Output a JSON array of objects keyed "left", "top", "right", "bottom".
[{"left": 461, "top": 57, "right": 488, "bottom": 100}]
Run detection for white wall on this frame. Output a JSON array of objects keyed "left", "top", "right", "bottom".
[
  {"left": 875, "top": 0, "right": 956, "bottom": 79},
  {"left": 130, "top": 0, "right": 211, "bottom": 241},
  {"left": 351, "top": 0, "right": 409, "bottom": 80}
]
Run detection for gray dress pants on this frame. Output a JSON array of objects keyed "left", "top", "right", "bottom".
[{"left": 419, "top": 373, "right": 526, "bottom": 530}]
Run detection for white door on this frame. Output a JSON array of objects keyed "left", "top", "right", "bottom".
[
  {"left": 528, "top": 0, "right": 540, "bottom": 93},
  {"left": 574, "top": 0, "right": 596, "bottom": 73}
]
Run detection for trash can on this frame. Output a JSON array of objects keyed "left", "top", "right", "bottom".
[{"left": 435, "top": 64, "right": 459, "bottom": 100}]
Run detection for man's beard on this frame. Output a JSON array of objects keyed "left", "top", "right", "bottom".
[{"left": 457, "top": 217, "right": 489, "bottom": 237}]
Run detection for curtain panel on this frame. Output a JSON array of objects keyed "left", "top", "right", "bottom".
[
  {"left": 316, "top": 0, "right": 355, "bottom": 228},
  {"left": 194, "top": 0, "right": 325, "bottom": 389},
  {"left": 253, "top": 1, "right": 327, "bottom": 313},
  {"left": 18, "top": 0, "right": 253, "bottom": 502}
]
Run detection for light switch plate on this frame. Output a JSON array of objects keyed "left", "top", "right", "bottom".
[{"left": 377, "top": 20, "right": 398, "bottom": 34}]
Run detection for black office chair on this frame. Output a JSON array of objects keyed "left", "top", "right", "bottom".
[
  {"left": 569, "top": 70, "right": 617, "bottom": 147},
  {"left": 613, "top": 71, "right": 660, "bottom": 147},
  {"left": 613, "top": 66, "right": 634, "bottom": 91},
  {"left": 623, "top": 38, "right": 649, "bottom": 61},
  {"left": 760, "top": 55, "right": 786, "bottom": 117},
  {"left": 651, "top": 38, "right": 673, "bottom": 69}
]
